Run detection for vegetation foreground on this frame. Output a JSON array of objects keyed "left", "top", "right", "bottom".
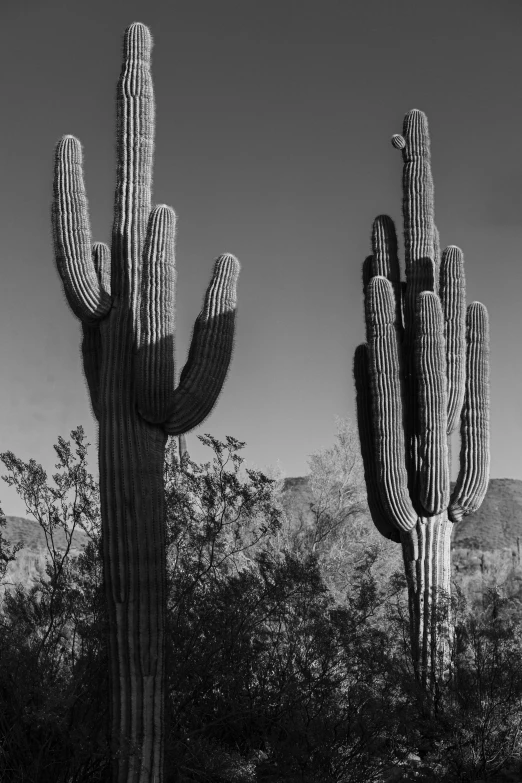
[{"left": 0, "top": 425, "right": 521, "bottom": 782}]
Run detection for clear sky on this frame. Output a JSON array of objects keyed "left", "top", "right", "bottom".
[{"left": 1, "top": 0, "right": 521, "bottom": 517}]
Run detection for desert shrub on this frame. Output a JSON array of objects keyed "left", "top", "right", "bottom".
[
  {"left": 372, "top": 586, "right": 522, "bottom": 782},
  {"left": 1, "top": 429, "right": 522, "bottom": 782}
]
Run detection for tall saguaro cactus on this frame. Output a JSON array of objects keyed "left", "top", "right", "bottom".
[
  {"left": 52, "top": 23, "right": 239, "bottom": 782},
  {"left": 354, "top": 110, "right": 489, "bottom": 685}
]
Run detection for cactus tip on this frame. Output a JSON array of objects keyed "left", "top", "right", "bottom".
[
  {"left": 56, "top": 135, "right": 82, "bottom": 161},
  {"left": 123, "top": 21, "right": 153, "bottom": 60},
  {"left": 154, "top": 204, "right": 176, "bottom": 219},
  {"left": 59, "top": 134, "right": 81, "bottom": 149},
  {"left": 126, "top": 21, "right": 151, "bottom": 36},
  {"left": 469, "top": 301, "right": 489, "bottom": 319},
  {"left": 374, "top": 214, "right": 395, "bottom": 227},
  {"left": 401, "top": 109, "right": 430, "bottom": 154},
  {"left": 404, "top": 108, "right": 428, "bottom": 127},
  {"left": 218, "top": 252, "right": 240, "bottom": 269},
  {"left": 419, "top": 290, "right": 437, "bottom": 301}
]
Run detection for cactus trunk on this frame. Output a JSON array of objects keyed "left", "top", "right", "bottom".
[
  {"left": 401, "top": 514, "right": 452, "bottom": 686},
  {"left": 99, "top": 326, "right": 168, "bottom": 779}
]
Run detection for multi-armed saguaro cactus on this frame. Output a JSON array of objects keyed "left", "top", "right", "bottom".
[
  {"left": 354, "top": 109, "right": 489, "bottom": 685},
  {"left": 52, "top": 23, "right": 239, "bottom": 782}
]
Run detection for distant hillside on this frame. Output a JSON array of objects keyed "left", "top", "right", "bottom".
[{"left": 2, "top": 479, "right": 522, "bottom": 610}]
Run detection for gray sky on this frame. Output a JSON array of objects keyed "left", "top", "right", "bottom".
[{"left": 1, "top": 0, "right": 521, "bottom": 517}]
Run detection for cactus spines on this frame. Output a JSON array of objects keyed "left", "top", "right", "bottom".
[
  {"left": 372, "top": 215, "right": 400, "bottom": 282},
  {"left": 401, "top": 514, "right": 452, "bottom": 677},
  {"left": 52, "top": 22, "right": 239, "bottom": 782},
  {"left": 52, "top": 137, "right": 113, "bottom": 324},
  {"left": 371, "top": 215, "right": 403, "bottom": 331},
  {"left": 355, "top": 109, "right": 489, "bottom": 685}
]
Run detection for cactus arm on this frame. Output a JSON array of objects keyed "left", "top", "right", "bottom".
[
  {"left": 372, "top": 215, "right": 403, "bottom": 333},
  {"left": 52, "top": 137, "right": 113, "bottom": 324},
  {"left": 360, "top": 225, "right": 402, "bottom": 540},
  {"left": 372, "top": 215, "right": 401, "bottom": 285},
  {"left": 163, "top": 253, "right": 239, "bottom": 436},
  {"left": 135, "top": 205, "right": 177, "bottom": 423},
  {"left": 414, "top": 292, "right": 450, "bottom": 514},
  {"left": 449, "top": 303, "right": 490, "bottom": 522},
  {"left": 439, "top": 246, "right": 466, "bottom": 434},
  {"left": 354, "top": 344, "right": 400, "bottom": 542},
  {"left": 394, "top": 108, "right": 435, "bottom": 265},
  {"left": 366, "top": 276, "right": 417, "bottom": 531},
  {"left": 81, "top": 243, "right": 112, "bottom": 420}
]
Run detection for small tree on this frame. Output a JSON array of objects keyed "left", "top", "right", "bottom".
[
  {"left": 161, "top": 430, "right": 405, "bottom": 782},
  {"left": 280, "top": 416, "right": 404, "bottom": 607},
  {"left": 0, "top": 427, "right": 110, "bottom": 782}
]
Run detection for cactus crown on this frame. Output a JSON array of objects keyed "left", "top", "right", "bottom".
[{"left": 355, "top": 109, "right": 490, "bottom": 535}]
